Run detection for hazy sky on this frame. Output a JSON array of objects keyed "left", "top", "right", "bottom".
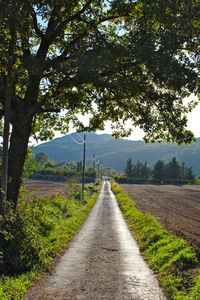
[
  {"left": 31, "top": 99, "right": 200, "bottom": 146},
  {"left": 97, "top": 102, "right": 200, "bottom": 140},
  {"left": 80, "top": 100, "right": 200, "bottom": 141}
]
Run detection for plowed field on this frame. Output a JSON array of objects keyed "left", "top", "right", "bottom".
[
  {"left": 120, "top": 184, "right": 200, "bottom": 255},
  {"left": 23, "top": 179, "right": 73, "bottom": 199}
]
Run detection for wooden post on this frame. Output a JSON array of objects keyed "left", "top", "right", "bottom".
[
  {"left": 97, "top": 160, "right": 100, "bottom": 184},
  {"left": 93, "top": 154, "right": 95, "bottom": 185},
  {"left": 82, "top": 134, "right": 86, "bottom": 201}
]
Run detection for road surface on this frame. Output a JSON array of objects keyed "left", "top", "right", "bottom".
[{"left": 25, "top": 181, "right": 167, "bottom": 300}]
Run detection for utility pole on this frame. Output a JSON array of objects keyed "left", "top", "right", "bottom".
[
  {"left": 82, "top": 134, "right": 86, "bottom": 202},
  {"left": 93, "top": 154, "right": 95, "bottom": 185},
  {"left": 97, "top": 160, "right": 100, "bottom": 184},
  {"left": 101, "top": 165, "right": 103, "bottom": 180}
]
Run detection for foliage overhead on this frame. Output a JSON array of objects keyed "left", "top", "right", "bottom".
[
  {"left": 1, "top": 0, "right": 200, "bottom": 207},
  {"left": 0, "top": 0, "right": 200, "bottom": 143}
]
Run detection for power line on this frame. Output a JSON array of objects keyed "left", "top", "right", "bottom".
[
  {"left": 70, "top": 133, "right": 96, "bottom": 164},
  {"left": 77, "top": 132, "right": 84, "bottom": 142},
  {"left": 69, "top": 134, "right": 85, "bottom": 145},
  {"left": 86, "top": 145, "right": 94, "bottom": 163}
]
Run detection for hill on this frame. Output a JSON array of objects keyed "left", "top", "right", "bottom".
[{"left": 33, "top": 132, "right": 200, "bottom": 175}]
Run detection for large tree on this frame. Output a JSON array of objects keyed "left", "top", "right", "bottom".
[
  {"left": 124, "top": 158, "right": 132, "bottom": 178},
  {"left": 153, "top": 160, "right": 165, "bottom": 181},
  {"left": 34, "top": 152, "right": 49, "bottom": 166},
  {"left": 0, "top": 0, "right": 200, "bottom": 210},
  {"left": 165, "top": 156, "right": 181, "bottom": 180}
]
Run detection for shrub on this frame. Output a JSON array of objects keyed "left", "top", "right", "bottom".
[
  {"left": 0, "top": 183, "right": 100, "bottom": 298},
  {"left": 0, "top": 200, "right": 48, "bottom": 275}
]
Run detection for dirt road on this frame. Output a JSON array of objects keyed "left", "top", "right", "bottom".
[{"left": 25, "top": 181, "right": 166, "bottom": 300}]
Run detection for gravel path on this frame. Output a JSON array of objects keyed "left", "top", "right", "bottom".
[{"left": 25, "top": 181, "right": 167, "bottom": 300}]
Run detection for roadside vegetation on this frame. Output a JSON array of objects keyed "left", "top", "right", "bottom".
[
  {"left": 26, "top": 151, "right": 97, "bottom": 182},
  {"left": 115, "top": 156, "right": 196, "bottom": 185},
  {"left": 0, "top": 182, "right": 100, "bottom": 299},
  {"left": 112, "top": 182, "right": 200, "bottom": 299},
  {"left": 25, "top": 150, "right": 118, "bottom": 182}
]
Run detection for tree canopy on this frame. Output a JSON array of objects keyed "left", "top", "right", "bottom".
[
  {"left": 0, "top": 0, "right": 200, "bottom": 208},
  {"left": 1, "top": 0, "right": 200, "bottom": 141},
  {"left": 34, "top": 152, "right": 49, "bottom": 166}
]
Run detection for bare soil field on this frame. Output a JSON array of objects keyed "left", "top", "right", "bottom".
[
  {"left": 120, "top": 184, "right": 200, "bottom": 255},
  {"left": 23, "top": 179, "right": 73, "bottom": 199}
]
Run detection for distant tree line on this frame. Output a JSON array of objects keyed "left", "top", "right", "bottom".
[
  {"left": 25, "top": 151, "right": 97, "bottom": 182},
  {"left": 116, "top": 157, "right": 195, "bottom": 184}
]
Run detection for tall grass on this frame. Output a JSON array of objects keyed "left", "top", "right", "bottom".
[
  {"left": 0, "top": 183, "right": 100, "bottom": 299},
  {"left": 112, "top": 181, "right": 200, "bottom": 300}
]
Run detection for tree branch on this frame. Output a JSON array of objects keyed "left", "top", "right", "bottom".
[
  {"left": 0, "top": 109, "right": 5, "bottom": 118},
  {"left": 49, "top": 0, "right": 94, "bottom": 41},
  {"left": 37, "top": 108, "right": 61, "bottom": 114},
  {"left": 79, "top": 16, "right": 112, "bottom": 47},
  {"left": 99, "top": 14, "right": 131, "bottom": 23},
  {"left": 28, "top": 102, "right": 60, "bottom": 114},
  {"left": 30, "top": 7, "right": 44, "bottom": 38},
  {"left": 36, "top": 1, "right": 94, "bottom": 59},
  {"left": 62, "top": 0, "right": 94, "bottom": 24},
  {"left": 56, "top": 32, "right": 89, "bottom": 60}
]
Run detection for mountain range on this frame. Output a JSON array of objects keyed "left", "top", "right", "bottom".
[{"left": 33, "top": 132, "right": 200, "bottom": 175}]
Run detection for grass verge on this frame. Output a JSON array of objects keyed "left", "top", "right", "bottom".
[
  {"left": 111, "top": 181, "right": 200, "bottom": 300},
  {"left": 0, "top": 183, "right": 100, "bottom": 299}
]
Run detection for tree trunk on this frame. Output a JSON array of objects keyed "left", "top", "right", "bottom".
[
  {"left": 0, "top": 14, "right": 16, "bottom": 216},
  {"left": 7, "top": 112, "right": 33, "bottom": 209},
  {"left": 0, "top": 71, "right": 12, "bottom": 215}
]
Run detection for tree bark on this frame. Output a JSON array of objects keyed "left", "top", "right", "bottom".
[
  {"left": 0, "top": 70, "right": 12, "bottom": 215},
  {"left": 7, "top": 111, "right": 33, "bottom": 209},
  {"left": 0, "top": 12, "right": 16, "bottom": 215}
]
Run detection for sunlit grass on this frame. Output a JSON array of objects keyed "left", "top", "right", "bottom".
[
  {"left": 112, "top": 181, "right": 200, "bottom": 300},
  {"left": 0, "top": 183, "right": 100, "bottom": 299}
]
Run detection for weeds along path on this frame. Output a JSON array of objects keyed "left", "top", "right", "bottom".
[
  {"left": 25, "top": 181, "right": 166, "bottom": 300},
  {"left": 120, "top": 184, "right": 200, "bottom": 252}
]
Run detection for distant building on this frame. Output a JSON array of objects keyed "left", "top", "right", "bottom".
[{"left": 55, "top": 162, "right": 75, "bottom": 169}]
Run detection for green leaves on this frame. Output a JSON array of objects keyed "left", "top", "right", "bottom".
[
  {"left": 1, "top": 0, "right": 199, "bottom": 143},
  {"left": 0, "top": 183, "right": 100, "bottom": 298},
  {"left": 1, "top": 0, "right": 200, "bottom": 209}
]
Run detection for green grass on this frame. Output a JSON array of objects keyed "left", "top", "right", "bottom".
[
  {"left": 0, "top": 183, "right": 100, "bottom": 299},
  {"left": 111, "top": 181, "right": 200, "bottom": 300}
]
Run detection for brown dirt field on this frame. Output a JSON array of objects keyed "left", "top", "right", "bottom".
[
  {"left": 120, "top": 184, "right": 200, "bottom": 255},
  {"left": 23, "top": 179, "right": 73, "bottom": 199}
]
